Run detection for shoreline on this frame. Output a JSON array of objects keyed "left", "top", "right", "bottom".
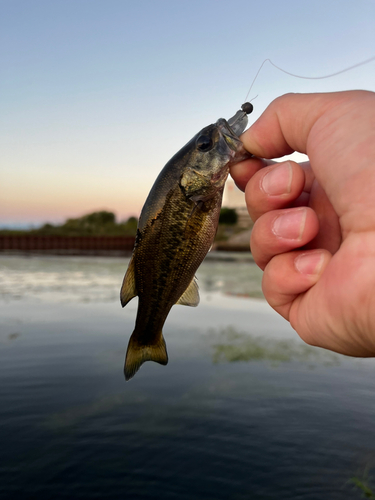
[{"left": 0, "top": 249, "right": 254, "bottom": 262}]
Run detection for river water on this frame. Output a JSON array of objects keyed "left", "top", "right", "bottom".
[{"left": 0, "top": 254, "right": 374, "bottom": 499}]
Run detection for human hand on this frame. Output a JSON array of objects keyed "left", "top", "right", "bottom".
[{"left": 230, "top": 91, "right": 375, "bottom": 357}]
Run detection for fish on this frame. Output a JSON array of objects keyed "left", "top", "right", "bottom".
[{"left": 120, "top": 103, "right": 253, "bottom": 380}]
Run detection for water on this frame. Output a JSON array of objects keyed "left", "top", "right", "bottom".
[{"left": 0, "top": 254, "right": 374, "bottom": 499}]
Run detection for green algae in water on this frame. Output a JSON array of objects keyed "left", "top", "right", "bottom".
[
  {"left": 208, "top": 326, "right": 341, "bottom": 367},
  {"left": 350, "top": 476, "right": 375, "bottom": 498}
]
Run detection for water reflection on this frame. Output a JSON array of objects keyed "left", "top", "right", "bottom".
[
  {"left": 0, "top": 255, "right": 127, "bottom": 303},
  {"left": 44, "top": 394, "right": 127, "bottom": 430},
  {"left": 0, "top": 254, "right": 264, "bottom": 302},
  {"left": 1, "top": 255, "right": 375, "bottom": 499},
  {"left": 198, "top": 253, "right": 264, "bottom": 298},
  {"left": 207, "top": 326, "right": 341, "bottom": 366}
]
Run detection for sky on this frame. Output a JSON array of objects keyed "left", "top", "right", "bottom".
[{"left": 1, "top": 0, "right": 375, "bottom": 228}]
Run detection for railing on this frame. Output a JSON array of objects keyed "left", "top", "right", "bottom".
[{"left": 0, "top": 235, "right": 135, "bottom": 255}]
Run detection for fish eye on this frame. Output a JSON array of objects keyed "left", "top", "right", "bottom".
[{"left": 196, "top": 135, "right": 214, "bottom": 152}]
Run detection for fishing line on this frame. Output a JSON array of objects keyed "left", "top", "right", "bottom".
[{"left": 244, "top": 55, "right": 375, "bottom": 103}]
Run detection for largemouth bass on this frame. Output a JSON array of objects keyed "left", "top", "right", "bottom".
[{"left": 120, "top": 104, "right": 253, "bottom": 380}]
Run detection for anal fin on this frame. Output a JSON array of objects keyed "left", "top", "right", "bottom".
[{"left": 176, "top": 277, "right": 200, "bottom": 307}]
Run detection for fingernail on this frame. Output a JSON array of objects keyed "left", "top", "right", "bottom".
[
  {"left": 295, "top": 251, "right": 324, "bottom": 275},
  {"left": 261, "top": 162, "right": 293, "bottom": 196},
  {"left": 272, "top": 209, "right": 306, "bottom": 240}
]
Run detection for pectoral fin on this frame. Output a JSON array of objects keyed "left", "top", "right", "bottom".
[
  {"left": 120, "top": 255, "right": 137, "bottom": 307},
  {"left": 176, "top": 277, "right": 200, "bottom": 307}
]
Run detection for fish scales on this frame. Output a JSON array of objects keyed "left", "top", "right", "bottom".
[
  {"left": 134, "top": 186, "right": 220, "bottom": 338},
  {"left": 120, "top": 109, "right": 251, "bottom": 380}
]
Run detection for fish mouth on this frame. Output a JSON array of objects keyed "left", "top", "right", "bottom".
[
  {"left": 218, "top": 106, "right": 249, "bottom": 148},
  {"left": 216, "top": 119, "right": 242, "bottom": 151},
  {"left": 215, "top": 114, "right": 252, "bottom": 168},
  {"left": 210, "top": 110, "right": 252, "bottom": 190},
  {"left": 226, "top": 108, "right": 249, "bottom": 136}
]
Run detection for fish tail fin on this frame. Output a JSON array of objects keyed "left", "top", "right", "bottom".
[{"left": 124, "top": 331, "right": 168, "bottom": 381}]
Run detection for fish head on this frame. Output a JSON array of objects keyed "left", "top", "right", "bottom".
[{"left": 180, "top": 117, "right": 250, "bottom": 202}]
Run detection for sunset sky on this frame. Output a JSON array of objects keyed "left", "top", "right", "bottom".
[{"left": 1, "top": 0, "right": 375, "bottom": 227}]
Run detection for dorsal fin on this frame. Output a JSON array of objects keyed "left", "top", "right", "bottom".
[{"left": 120, "top": 254, "right": 137, "bottom": 307}]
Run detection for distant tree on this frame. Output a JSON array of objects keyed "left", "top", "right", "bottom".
[
  {"left": 125, "top": 216, "right": 138, "bottom": 231},
  {"left": 85, "top": 211, "right": 115, "bottom": 226},
  {"left": 61, "top": 211, "right": 117, "bottom": 235},
  {"left": 219, "top": 207, "right": 238, "bottom": 225},
  {"left": 38, "top": 223, "right": 56, "bottom": 234},
  {"left": 127, "top": 216, "right": 138, "bottom": 225},
  {"left": 0, "top": 210, "right": 139, "bottom": 237},
  {"left": 118, "top": 216, "right": 138, "bottom": 236}
]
